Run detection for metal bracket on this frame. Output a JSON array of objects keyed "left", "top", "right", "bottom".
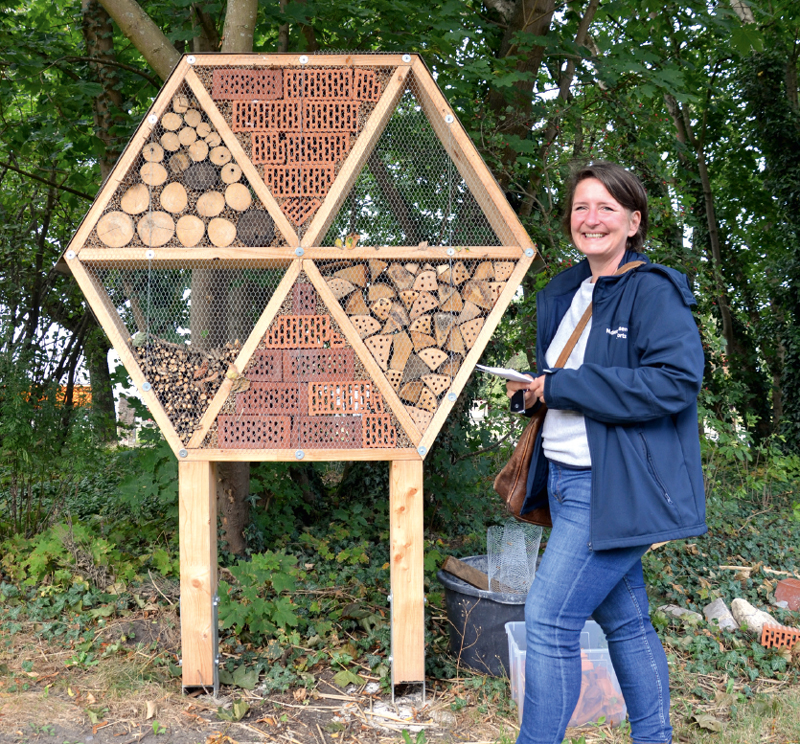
[{"left": 212, "top": 593, "right": 220, "bottom": 697}]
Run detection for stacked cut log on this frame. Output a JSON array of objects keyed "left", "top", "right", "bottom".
[
  {"left": 324, "top": 259, "right": 514, "bottom": 432},
  {"left": 96, "top": 91, "right": 275, "bottom": 249},
  {"left": 133, "top": 336, "right": 241, "bottom": 442}
]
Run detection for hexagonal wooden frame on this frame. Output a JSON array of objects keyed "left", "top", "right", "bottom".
[{"left": 63, "top": 53, "right": 539, "bottom": 691}]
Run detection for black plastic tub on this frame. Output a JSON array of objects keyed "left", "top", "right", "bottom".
[{"left": 437, "top": 555, "right": 526, "bottom": 677}]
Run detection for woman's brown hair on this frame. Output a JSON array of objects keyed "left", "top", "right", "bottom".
[{"left": 561, "top": 161, "right": 649, "bottom": 251}]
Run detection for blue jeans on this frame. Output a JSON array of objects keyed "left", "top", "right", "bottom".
[{"left": 516, "top": 463, "right": 672, "bottom": 744}]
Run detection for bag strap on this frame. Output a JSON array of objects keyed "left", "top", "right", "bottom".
[{"left": 553, "top": 261, "right": 644, "bottom": 368}]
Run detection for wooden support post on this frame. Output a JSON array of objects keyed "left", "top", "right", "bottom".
[
  {"left": 179, "top": 460, "right": 218, "bottom": 688},
  {"left": 389, "top": 459, "right": 425, "bottom": 685}
]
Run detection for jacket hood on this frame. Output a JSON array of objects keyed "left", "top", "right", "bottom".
[{"left": 542, "top": 251, "right": 697, "bottom": 308}]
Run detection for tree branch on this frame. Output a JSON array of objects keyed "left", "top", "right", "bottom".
[
  {"left": 97, "top": 0, "right": 181, "bottom": 81},
  {"left": 63, "top": 55, "right": 160, "bottom": 88},
  {"left": 0, "top": 160, "right": 94, "bottom": 200}
]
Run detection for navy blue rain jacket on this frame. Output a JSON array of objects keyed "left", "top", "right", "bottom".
[{"left": 521, "top": 251, "right": 707, "bottom": 550}]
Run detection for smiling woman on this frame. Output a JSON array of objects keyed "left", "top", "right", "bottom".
[{"left": 505, "top": 161, "right": 706, "bottom": 744}]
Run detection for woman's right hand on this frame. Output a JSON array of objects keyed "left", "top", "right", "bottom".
[{"left": 506, "top": 377, "right": 537, "bottom": 410}]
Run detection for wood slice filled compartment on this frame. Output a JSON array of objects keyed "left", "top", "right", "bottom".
[{"left": 87, "top": 85, "right": 286, "bottom": 250}]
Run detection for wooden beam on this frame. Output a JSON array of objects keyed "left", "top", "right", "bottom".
[
  {"left": 69, "top": 59, "right": 191, "bottom": 258},
  {"left": 417, "top": 252, "right": 534, "bottom": 454},
  {"left": 390, "top": 460, "right": 425, "bottom": 685},
  {"left": 67, "top": 258, "right": 185, "bottom": 456},
  {"left": 189, "top": 53, "right": 413, "bottom": 68},
  {"left": 187, "top": 260, "right": 301, "bottom": 448},
  {"left": 74, "top": 246, "right": 526, "bottom": 266},
  {"left": 179, "top": 460, "right": 217, "bottom": 688},
  {"left": 183, "top": 448, "right": 421, "bottom": 462},
  {"left": 419, "top": 258, "right": 533, "bottom": 444},
  {"left": 409, "top": 58, "right": 536, "bottom": 252},
  {"left": 183, "top": 68, "right": 300, "bottom": 247},
  {"left": 303, "top": 259, "right": 422, "bottom": 447},
  {"left": 440, "top": 556, "right": 489, "bottom": 591},
  {"left": 302, "top": 65, "right": 411, "bottom": 247}
]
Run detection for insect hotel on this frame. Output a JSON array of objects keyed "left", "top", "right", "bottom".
[{"left": 62, "top": 53, "right": 538, "bottom": 691}]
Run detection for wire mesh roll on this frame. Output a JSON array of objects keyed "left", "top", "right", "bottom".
[{"left": 487, "top": 520, "right": 543, "bottom": 595}]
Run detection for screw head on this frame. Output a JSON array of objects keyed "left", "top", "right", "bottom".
[
  {"left": 299, "top": 55, "right": 309, "bottom": 64},
  {"left": 147, "top": 115, "right": 158, "bottom": 125},
  {"left": 187, "top": 55, "right": 196, "bottom": 64},
  {"left": 417, "top": 445, "right": 427, "bottom": 456},
  {"left": 66, "top": 250, "right": 76, "bottom": 260},
  {"left": 145, "top": 249, "right": 155, "bottom": 259},
  {"left": 402, "top": 54, "right": 411, "bottom": 63},
  {"left": 142, "top": 382, "right": 152, "bottom": 392},
  {"left": 447, "top": 392, "right": 457, "bottom": 402},
  {"left": 295, "top": 247, "right": 305, "bottom": 256},
  {"left": 444, "top": 114, "right": 454, "bottom": 124},
  {"left": 179, "top": 449, "right": 188, "bottom": 458},
  {"left": 525, "top": 248, "right": 534, "bottom": 257},
  {"left": 295, "top": 449, "right": 305, "bottom": 460},
  {"left": 446, "top": 247, "right": 455, "bottom": 256}
]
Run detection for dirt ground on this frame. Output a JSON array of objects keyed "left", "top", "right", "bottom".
[{"left": 0, "top": 609, "right": 527, "bottom": 744}]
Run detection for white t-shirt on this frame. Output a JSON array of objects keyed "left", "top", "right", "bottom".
[{"left": 541, "top": 276, "right": 594, "bottom": 467}]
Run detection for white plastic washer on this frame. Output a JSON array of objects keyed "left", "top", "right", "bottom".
[
  {"left": 402, "top": 54, "right": 411, "bottom": 63},
  {"left": 447, "top": 392, "right": 457, "bottom": 402},
  {"left": 295, "top": 450, "right": 305, "bottom": 459},
  {"left": 147, "top": 115, "right": 158, "bottom": 125},
  {"left": 525, "top": 248, "right": 535, "bottom": 257},
  {"left": 66, "top": 250, "right": 76, "bottom": 260},
  {"left": 142, "top": 382, "right": 152, "bottom": 392},
  {"left": 179, "top": 449, "right": 188, "bottom": 458},
  {"left": 299, "top": 55, "right": 309, "bottom": 64},
  {"left": 445, "top": 114, "right": 454, "bottom": 124},
  {"left": 145, "top": 249, "right": 155, "bottom": 260},
  {"left": 187, "top": 55, "right": 196, "bottom": 64},
  {"left": 447, "top": 247, "right": 455, "bottom": 256},
  {"left": 417, "top": 446, "right": 427, "bottom": 456},
  {"left": 295, "top": 247, "right": 305, "bottom": 256}
]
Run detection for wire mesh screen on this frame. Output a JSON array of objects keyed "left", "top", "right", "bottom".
[
  {"left": 487, "top": 521, "right": 542, "bottom": 595},
  {"left": 322, "top": 84, "right": 503, "bottom": 248},
  {"left": 88, "top": 82, "right": 284, "bottom": 250},
  {"left": 194, "top": 63, "right": 396, "bottom": 240},
  {"left": 203, "top": 272, "right": 411, "bottom": 451},
  {"left": 83, "top": 260, "right": 287, "bottom": 443}
]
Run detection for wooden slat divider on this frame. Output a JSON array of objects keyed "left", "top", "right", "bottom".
[
  {"left": 68, "top": 259, "right": 185, "bottom": 455},
  {"left": 303, "top": 259, "right": 423, "bottom": 447},
  {"left": 183, "top": 69, "right": 300, "bottom": 246},
  {"left": 410, "top": 58, "right": 536, "bottom": 252},
  {"left": 186, "top": 260, "right": 302, "bottom": 448},
  {"left": 302, "top": 65, "right": 411, "bottom": 247},
  {"left": 189, "top": 53, "right": 411, "bottom": 68},
  {"left": 69, "top": 58, "right": 191, "bottom": 259},
  {"left": 183, "top": 448, "right": 421, "bottom": 462},
  {"left": 417, "top": 252, "right": 534, "bottom": 453}
]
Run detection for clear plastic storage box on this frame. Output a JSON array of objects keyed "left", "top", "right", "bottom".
[{"left": 505, "top": 620, "right": 627, "bottom": 727}]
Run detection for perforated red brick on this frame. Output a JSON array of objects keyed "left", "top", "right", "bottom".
[
  {"left": 363, "top": 414, "right": 397, "bottom": 448},
  {"left": 212, "top": 69, "right": 283, "bottom": 100},
  {"left": 264, "top": 165, "right": 335, "bottom": 197},
  {"left": 264, "top": 315, "right": 330, "bottom": 348},
  {"left": 282, "top": 197, "right": 322, "bottom": 226},
  {"left": 285, "top": 133, "right": 352, "bottom": 164},
  {"left": 232, "top": 101, "right": 301, "bottom": 132},
  {"left": 284, "top": 69, "right": 353, "bottom": 100},
  {"left": 308, "top": 381, "right": 384, "bottom": 416},
  {"left": 218, "top": 415, "right": 292, "bottom": 448},
  {"left": 353, "top": 69, "right": 381, "bottom": 101},
  {"left": 294, "top": 415, "right": 361, "bottom": 448},
  {"left": 761, "top": 624, "right": 800, "bottom": 649},
  {"left": 328, "top": 330, "right": 345, "bottom": 347},
  {"left": 303, "top": 101, "right": 361, "bottom": 132},
  {"left": 283, "top": 348, "right": 355, "bottom": 381},
  {"left": 235, "top": 382, "right": 308, "bottom": 415},
  {"left": 247, "top": 350, "right": 283, "bottom": 381},
  {"left": 251, "top": 132, "right": 285, "bottom": 164},
  {"left": 293, "top": 283, "right": 318, "bottom": 315}
]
